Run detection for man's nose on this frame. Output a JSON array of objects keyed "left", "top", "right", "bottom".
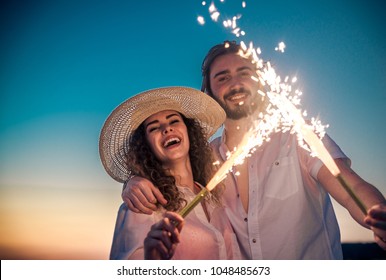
[{"left": 230, "top": 76, "right": 244, "bottom": 89}]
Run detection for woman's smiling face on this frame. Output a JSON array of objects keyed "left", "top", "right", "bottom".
[{"left": 144, "top": 110, "right": 190, "bottom": 167}]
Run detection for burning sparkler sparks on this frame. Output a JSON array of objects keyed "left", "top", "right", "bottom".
[
  {"left": 252, "top": 42, "right": 367, "bottom": 214},
  {"left": 179, "top": 125, "right": 273, "bottom": 218},
  {"left": 197, "top": 0, "right": 246, "bottom": 37},
  {"left": 197, "top": 16, "right": 205, "bottom": 25},
  {"left": 209, "top": 2, "right": 220, "bottom": 22},
  {"left": 275, "top": 41, "right": 286, "bottom": 53}
]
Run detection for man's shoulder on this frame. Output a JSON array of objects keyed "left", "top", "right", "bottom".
[{"left": 209, "top": 136, "right": 222, "bottom": 149}]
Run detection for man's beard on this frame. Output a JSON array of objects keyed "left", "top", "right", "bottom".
[{"left": 214, "top": 88, "right": 259, "bottom": 120}]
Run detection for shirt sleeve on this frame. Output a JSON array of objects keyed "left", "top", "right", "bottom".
[
  {"left": 109, "top": 203, "right": 157, "bottom": 260},
  {"left": 307, "top": 133, "right": 351, "bottom": 179}
]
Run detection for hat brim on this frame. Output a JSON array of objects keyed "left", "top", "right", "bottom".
[{"left": 99, "top": 86, "right": 226, "bottom": 182}]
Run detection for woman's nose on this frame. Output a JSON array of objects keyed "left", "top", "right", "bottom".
[{"left": 162, "top": 125, "right": 173, "bottom": 135}]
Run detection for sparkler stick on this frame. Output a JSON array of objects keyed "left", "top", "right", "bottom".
[
  {"left": 302, "top": 124, "right": 367, "bottom": 215},
  {"left": 336, "top": 175, "right": 367, "bottom": 215},
  {"left": 178, "top": 188, "right": 208, "bottom": 218}
]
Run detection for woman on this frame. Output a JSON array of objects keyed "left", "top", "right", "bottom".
[{"left": 99, "top": 86, "right": 241, "bottom": 260}]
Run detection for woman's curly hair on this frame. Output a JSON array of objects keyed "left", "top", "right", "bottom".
[{"left": 126, "top": 114, "right": 222, "bottom": 211}]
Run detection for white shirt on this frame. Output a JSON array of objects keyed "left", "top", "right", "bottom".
[
  {"left": 110, "top": 184, "right": 241, "bottom": 260},
  {"left": 211, "top": 131, "right": 346, "bottom": 259}
]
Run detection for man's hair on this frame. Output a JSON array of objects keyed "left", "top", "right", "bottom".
[{"left": 201, "top": 40, "right": 242, "bottom": 97}]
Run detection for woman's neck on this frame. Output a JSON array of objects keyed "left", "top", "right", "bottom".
[{"left": 166, "top": 158, "right": 195, "bottom": 192}]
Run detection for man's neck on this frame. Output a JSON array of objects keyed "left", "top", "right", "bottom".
[{"left": 223, "top": 116, "right": 253, "bottom": 150}]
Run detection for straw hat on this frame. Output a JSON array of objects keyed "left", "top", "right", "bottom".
[{"left": 99, "top": 86, "right": 226, "bottom": 182}]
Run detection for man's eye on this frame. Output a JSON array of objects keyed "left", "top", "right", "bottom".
[
  {"left": 240, "top": 71, "right": 251, "bottom": 77},
  {"left": 217, "top": 76, "right": 228, "bottom": 82}
]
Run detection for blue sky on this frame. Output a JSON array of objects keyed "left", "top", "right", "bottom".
[{"left": 0, "top": 0, "right": 385, "bottom": 258}]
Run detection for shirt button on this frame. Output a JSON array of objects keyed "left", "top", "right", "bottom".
[
  {"left": 252, "top": 239, "right": 256, "bottom": 243},
  {"left": 244, "top": 218, "right": 248, "bottom": 222},
  {"left": 275, "top": 161, "right": 279, "bottom": 166}
]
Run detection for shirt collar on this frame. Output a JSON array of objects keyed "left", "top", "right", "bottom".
[{"left": 218, "top": 129, "right": 230, "bottom": 161}]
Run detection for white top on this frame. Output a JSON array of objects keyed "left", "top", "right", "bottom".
[
  {"left": 110, "top": 184, "right": 241, "bottom": 260},
  {"left": 211, "top": 131, "right": 347, "bottom": 259}
]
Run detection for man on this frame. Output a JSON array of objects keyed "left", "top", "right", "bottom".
[{"left": 122, "top": 41, "right": 386, "bottom": 259}]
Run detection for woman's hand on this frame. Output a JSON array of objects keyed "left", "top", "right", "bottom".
[{"left": 144, "top": 212, "right": 185, "bottom": 259}]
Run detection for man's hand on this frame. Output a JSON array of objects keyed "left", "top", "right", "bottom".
[
  {"left": 365, "top": 203, "right": 386, "bottom": 250},
  {"left": 122, "top": 176, "right": 168, "bottom": 214}
]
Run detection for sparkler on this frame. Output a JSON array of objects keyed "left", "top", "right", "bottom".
[
  {"left": 253, "top": 42, "right": 368, "bottom": 214},
  {"left": 267, "top": 91, "right": 368, "bottom": 215},
  {"left": 178, "top": 188, "right": 208, "bottom": 218},
  {"left": 254, "top": 44, "right": 368, "bottom": 214},
  {"left": 179, "top": 128, "right": 261, "bottom": 218}
]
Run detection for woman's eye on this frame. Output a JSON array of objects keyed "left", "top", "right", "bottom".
[
  {"left": 148, "top": 127, "right": 159, "bottom": 133},
  {"left": 170, "top": 119, "right": 180, "bottom": 125}
]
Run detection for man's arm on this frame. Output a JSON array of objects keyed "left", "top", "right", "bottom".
[
  {"left": 122, "top": 176, "right": 168, "bottom": 214},
  {"left": 318, "top": 158, "right": 386, "bottom": 249}
]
